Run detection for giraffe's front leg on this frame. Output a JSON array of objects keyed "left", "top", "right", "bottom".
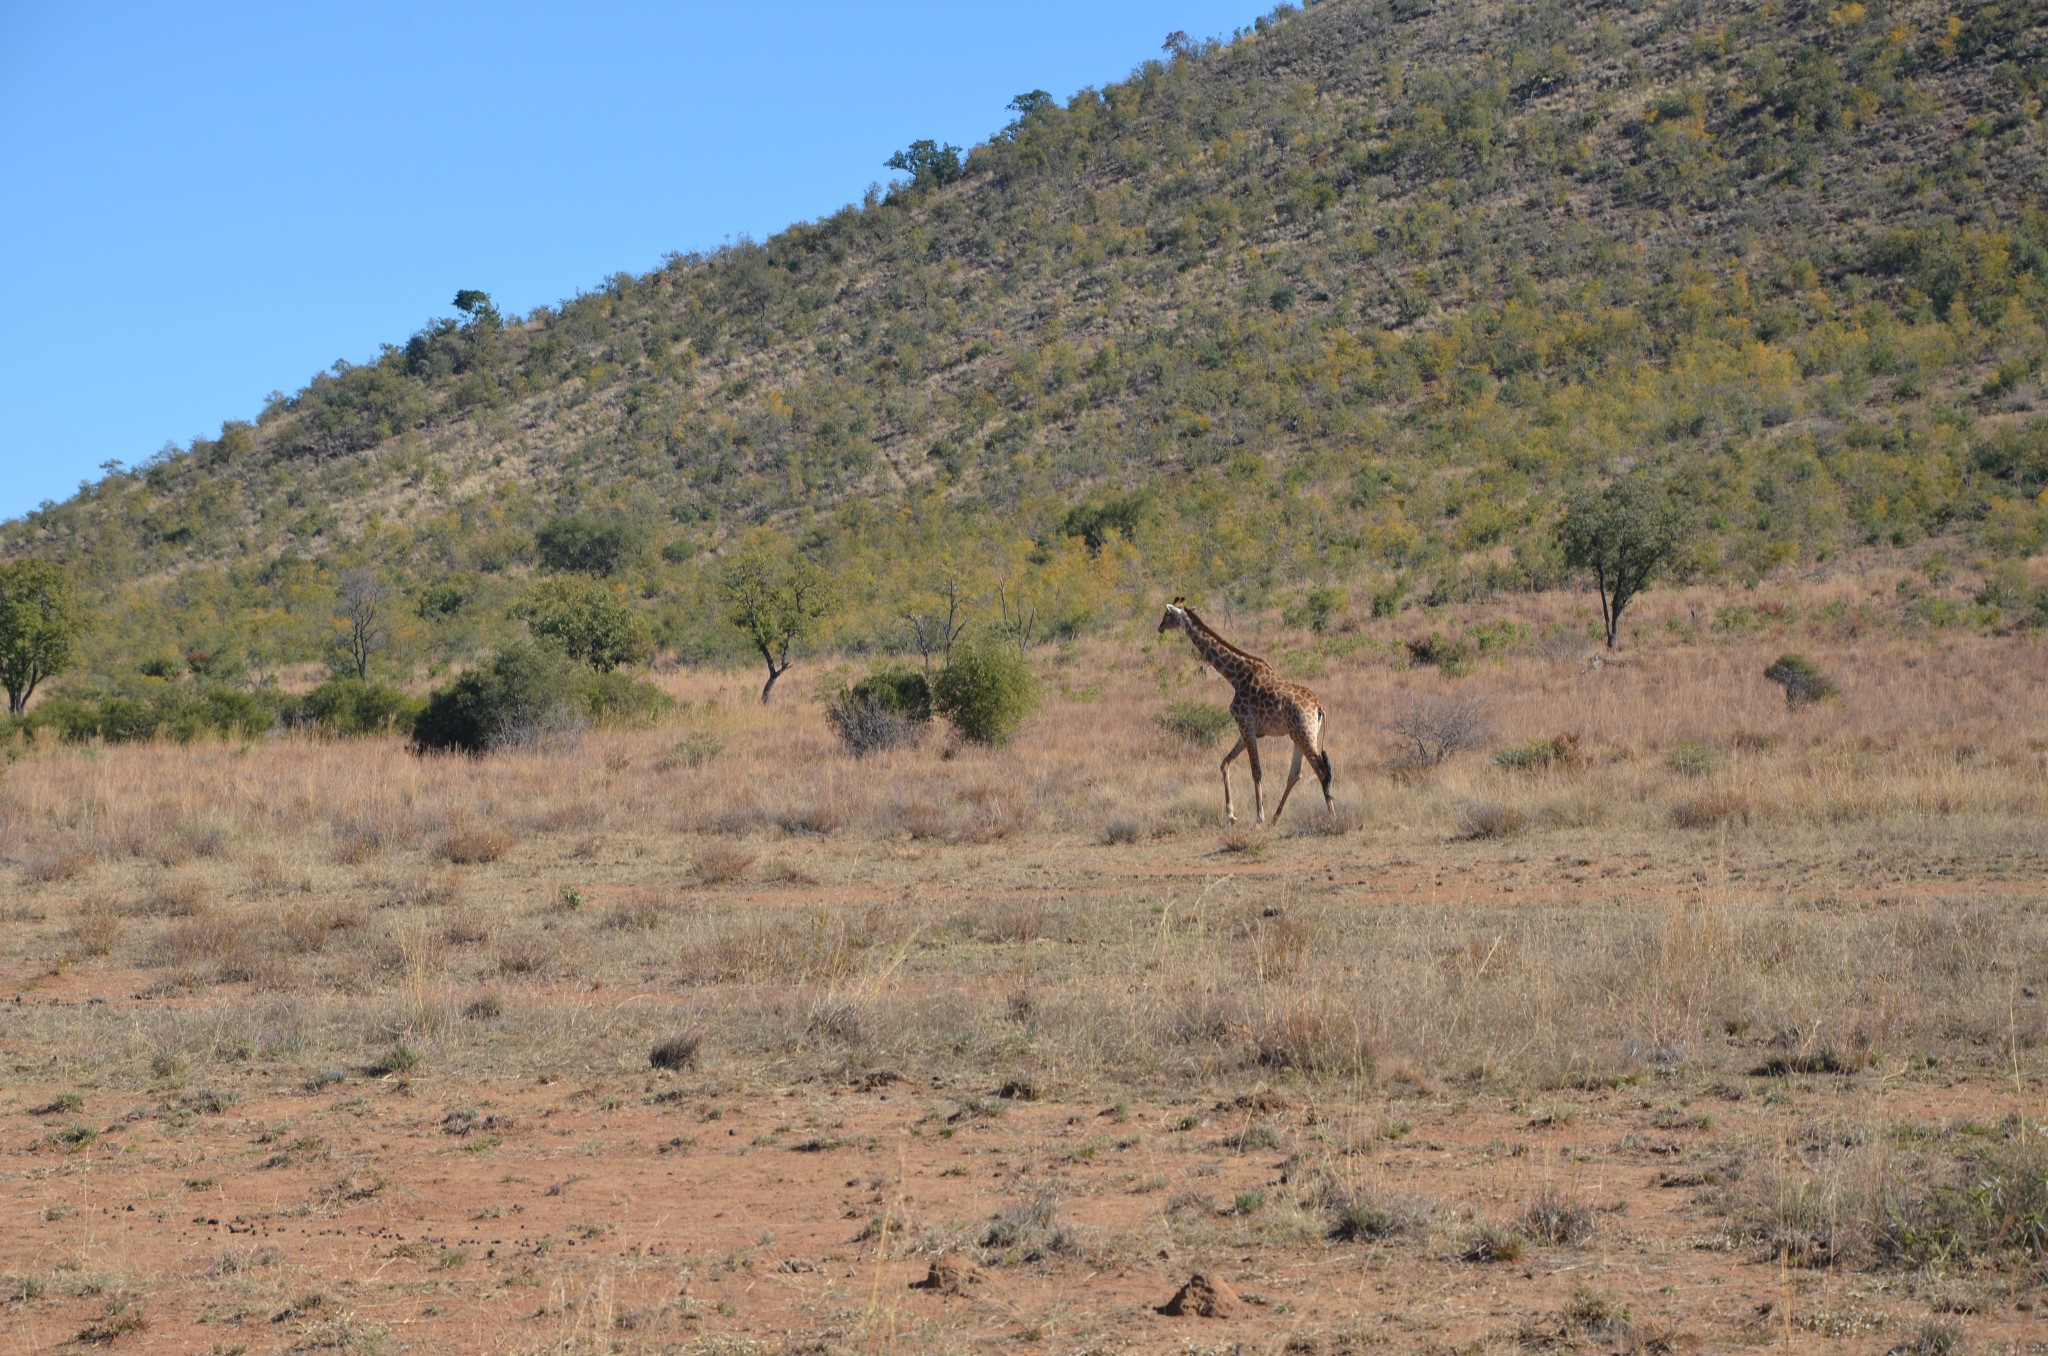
[
  {"left": 1245, "top": 737, "right": 1265, "bottom": 824},
  {"left": 1218, "top": 733, "right": 1247, "bottom": 823}
]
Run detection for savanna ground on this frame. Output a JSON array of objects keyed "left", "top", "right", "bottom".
[{"left": 4, "top": 566, "right": 2048, "bottom": 1355}]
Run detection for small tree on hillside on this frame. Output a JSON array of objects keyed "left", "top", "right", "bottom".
[
  {"left": 515, "top": 576, "right": 653, "bottom": 673},
  {"left": 885, "top": 140, "right": 965, "bottom": 191},
  {"left": 0, "top": 559, "right": 86, "bottom": 714},
  {"left": 1557, "top": 476, "right": 1692, "bottom": 649},
  {"left": 720, "top": 548, "right": 837, "bottom": 704},
  {"left": 535, "top": 513, "right": 645, "bottom": 576}
]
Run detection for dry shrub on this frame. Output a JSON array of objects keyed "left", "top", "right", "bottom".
[
  {"left": 1252, "top": 1000, "right": 1373, "bottom": 1077},
  {"left": 1325, "top": 1183, "right": 1432, "bottom": 1242},
  {"left": 1457, "top": 800, "right": 1528, "bottom": 839},
  {"left": 528, "top": 801, "right": 602, "bottom": 834},
  {"left": 775, "top": 801, "right": 842, "bottom": 836},
  {"left": 1385, "top": 693, "right": 1492, "bottom": 771},
  {"left": 650, "top": 1031, "right": 703, "bottom": 1070},
  {"left": 244, "top": 853, "right": 288, "bottom": 893},
  {"left": 606, "top": 890, "right": 674, "bottom": 930},
  {"left": 440, "top": 907, "right": 492, "bottom": 947},
  {"left": 1249, "top": 910, "right": 1317, "bottom": 980},
  {"left": 1219, "top": 823, "right": 1267, "bottom": 854},
  {"left": 956, "top": 785, "right": 1030, "bottom": 843},
  {"left": 332, "top": 812, "right": 415, "bottom": 864},
  {"left": 438, "top": 824, "right": 514, "bottom": 865},
  {"left": 710, "top": 802, "right": 766, "bottom": 836},
  {"left": 1101, "top": 815, "right": 1144, "bottom": 845},
  {"left": 1284, "top": 803, "right": 1364, "bottom": 837},
  {"left": 895, "top": 801, "right": 950, "bottom": 841},
  {"left": 126, "top": 875, "right": 211, "bottom": 918},
  {"left": 759, "top": 857, "right": 819, "bottom": 886},
  {"left": 21, "top": 851, "right": 90, "bottom": 884},
  {"left": 70, "top": 903, "right": 120, "bottom": 957},
  {"left": 1671, "top": 788, "right": 1751, "bottom": 829},
  {"left": 493, "top": 933, "right": 557, "bottom": 976},
  {"left": 976, "top": 899, "right": 1046, "bottom": 945},
  {"left": 695, "top": 845, "right": 756, "bottom": 885},
  {"left": 1520, "top": 1185, "right": 1600, "bottom": 1246},
  {"left": 154, "top": 911, "right": 254, "bottom": 978},
  {"left": 390, "top": 872, "right": 463, "bottom": 909},
  {"left": 281, "top": 903, "right": 361, "bottom": 955}
]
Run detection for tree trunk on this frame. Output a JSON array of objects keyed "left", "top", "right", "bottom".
[{"left": 760, "top": 661, "right": 788, "bottom": 704}]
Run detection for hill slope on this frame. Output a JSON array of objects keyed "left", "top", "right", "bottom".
[{"left": 5, "top": 0, "right": 2046, "bottom": 680}]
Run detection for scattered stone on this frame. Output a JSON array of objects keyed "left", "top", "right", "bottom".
[
  {"left": 911, "top": 1255, "right": 983, "bottom": 1294},
  {"left": 1159, "top": 1272, "right": 1242, "bottom": 1318}
]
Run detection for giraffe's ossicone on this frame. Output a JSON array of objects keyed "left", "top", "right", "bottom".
[{"left": 1157, "top": 598, "right": 1334, "bottom": 825}]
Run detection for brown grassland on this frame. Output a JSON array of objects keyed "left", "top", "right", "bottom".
[{"left": 4, "top": 568, "right": 2048, "bottom": 1354}]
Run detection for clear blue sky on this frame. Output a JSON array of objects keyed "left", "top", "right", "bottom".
[{"left": 0, "top": 0, "right": 1265, "bottom": 523}]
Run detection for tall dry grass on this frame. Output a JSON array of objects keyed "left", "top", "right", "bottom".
[{"left": 2, "top": 575, "right": 2045, "bottom": 1098}]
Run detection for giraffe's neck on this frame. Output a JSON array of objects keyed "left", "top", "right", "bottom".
[{"left": 1178, "top": 611, "right": 1255, "bottom": 690}]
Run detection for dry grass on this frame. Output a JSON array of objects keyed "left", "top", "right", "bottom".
[{"left": 0, "top": 572, "right": 2044, "bottom": 1104}]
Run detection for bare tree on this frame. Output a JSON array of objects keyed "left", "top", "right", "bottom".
[
  {"left": 333, "top": 568, "right": 386, "bottom": 681},
  {"left": 996, "top": 580, "right": 1039, "bottom": 656},
  {"left": 905, "top": 572, "right": 970, "bottom": 673}
]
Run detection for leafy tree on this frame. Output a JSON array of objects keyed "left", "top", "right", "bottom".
[
  {"left": 720, "top": 547, "right": 836, "bottom": 704},
  {"left": 514, "top": 576, "right": 652, "bottom": 672},
  {"left": 932, "top": 631, "right": 1038, "bottom": 746},
  {"left": 885, "top": 139, "right": 965, "bottom": 191},
  {"left": 0, "top": 559, "right": 86, "bottom": 714},
  {"left": 452, "top": 289, "right": 504, "bottom": 331},
  {"left": 331, "top": 567, "right": 387, "bottom": 681},
  {"left": 1557, "top": 476, "right": 1692, "bottom": 649},
  {"left": 535, "top": 513, "right": 645, "bottom": 576}
]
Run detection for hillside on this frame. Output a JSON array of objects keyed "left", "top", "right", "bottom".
[{"left": 4, "top": 0, "right": 2046, "bottom": 684}]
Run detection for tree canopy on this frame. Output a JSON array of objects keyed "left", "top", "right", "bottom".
[
  {"left": 720, "top": 546, "right": 836, "bottom": 703},
  {"left": 1557, "top": 476, "right": 1693, "bottom": 649},
  {"left": 0, "top": 559, "right": 86, "bottom": 714}
]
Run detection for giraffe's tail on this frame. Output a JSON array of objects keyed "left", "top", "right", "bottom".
[{"left": 1314, "top": 707, "right": 1333, "bottom": 796}]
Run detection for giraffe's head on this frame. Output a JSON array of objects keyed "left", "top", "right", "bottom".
[{"left": 1157, "top": 597, "right": 1189, "bottom": 634}]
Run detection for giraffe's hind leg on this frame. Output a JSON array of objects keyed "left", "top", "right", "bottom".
[
  {"left": 1218, "top": 733, "right": 1247, "bottom": 824},
  {"left": 1271, "top": 742, "right": 1306, "bottom": 823}
]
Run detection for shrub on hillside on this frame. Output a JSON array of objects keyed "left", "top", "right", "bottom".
[
  {"left": 534, "top": 514, "right": 645, "bottom": 576},
  {"left": 1763, "top": 653, "right": 1839, "bottom": 708},
  {"left": 412, "top": 644, "right": 587, "bottom": 754},
  {"left": 932, "top": 634, "right": 1038, "bottom": 746},
  {"left": 290, "top": 676, "right": 423, "bottom": 736}
]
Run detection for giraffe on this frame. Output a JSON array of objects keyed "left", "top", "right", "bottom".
[{"left": 1157, "top": 597, "right": 1333, "bottom": 824}]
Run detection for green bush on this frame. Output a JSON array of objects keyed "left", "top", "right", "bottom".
[
  {"left": 849, "top": 667, "right": 932, "bottom": 724},
  {"left": 1665, "top": 739, "right": 1721, "bottom": 777},
  {"left": 412, "top": 643, "right": 587, "bottom": 754},
  {"left": 32, "top": 683, "right": 280, "bottom": 744},
  {"left": 932, "top": 634, "right": 1038, "bottom": 746},
  {"left": 293, "top": 676, "right": 423, "bottom": 736},
  {"left": 534, "top": 514, "right": 645, "bottom": 576},
  {"left": 582, "top": 671, "right": 676, "bottom": 728},
  {"left": 1763, "top": 653, "right": 1839, "bottom": 708},
  {"left": 515, "top": 576, "right": 653, "bottom": 672},
  {"left": 1152, "top": 699, "right": 1236, "bottom": 747},
  {"left": 1494, "top": 733, "right": 1582, "bottom": 771}
]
